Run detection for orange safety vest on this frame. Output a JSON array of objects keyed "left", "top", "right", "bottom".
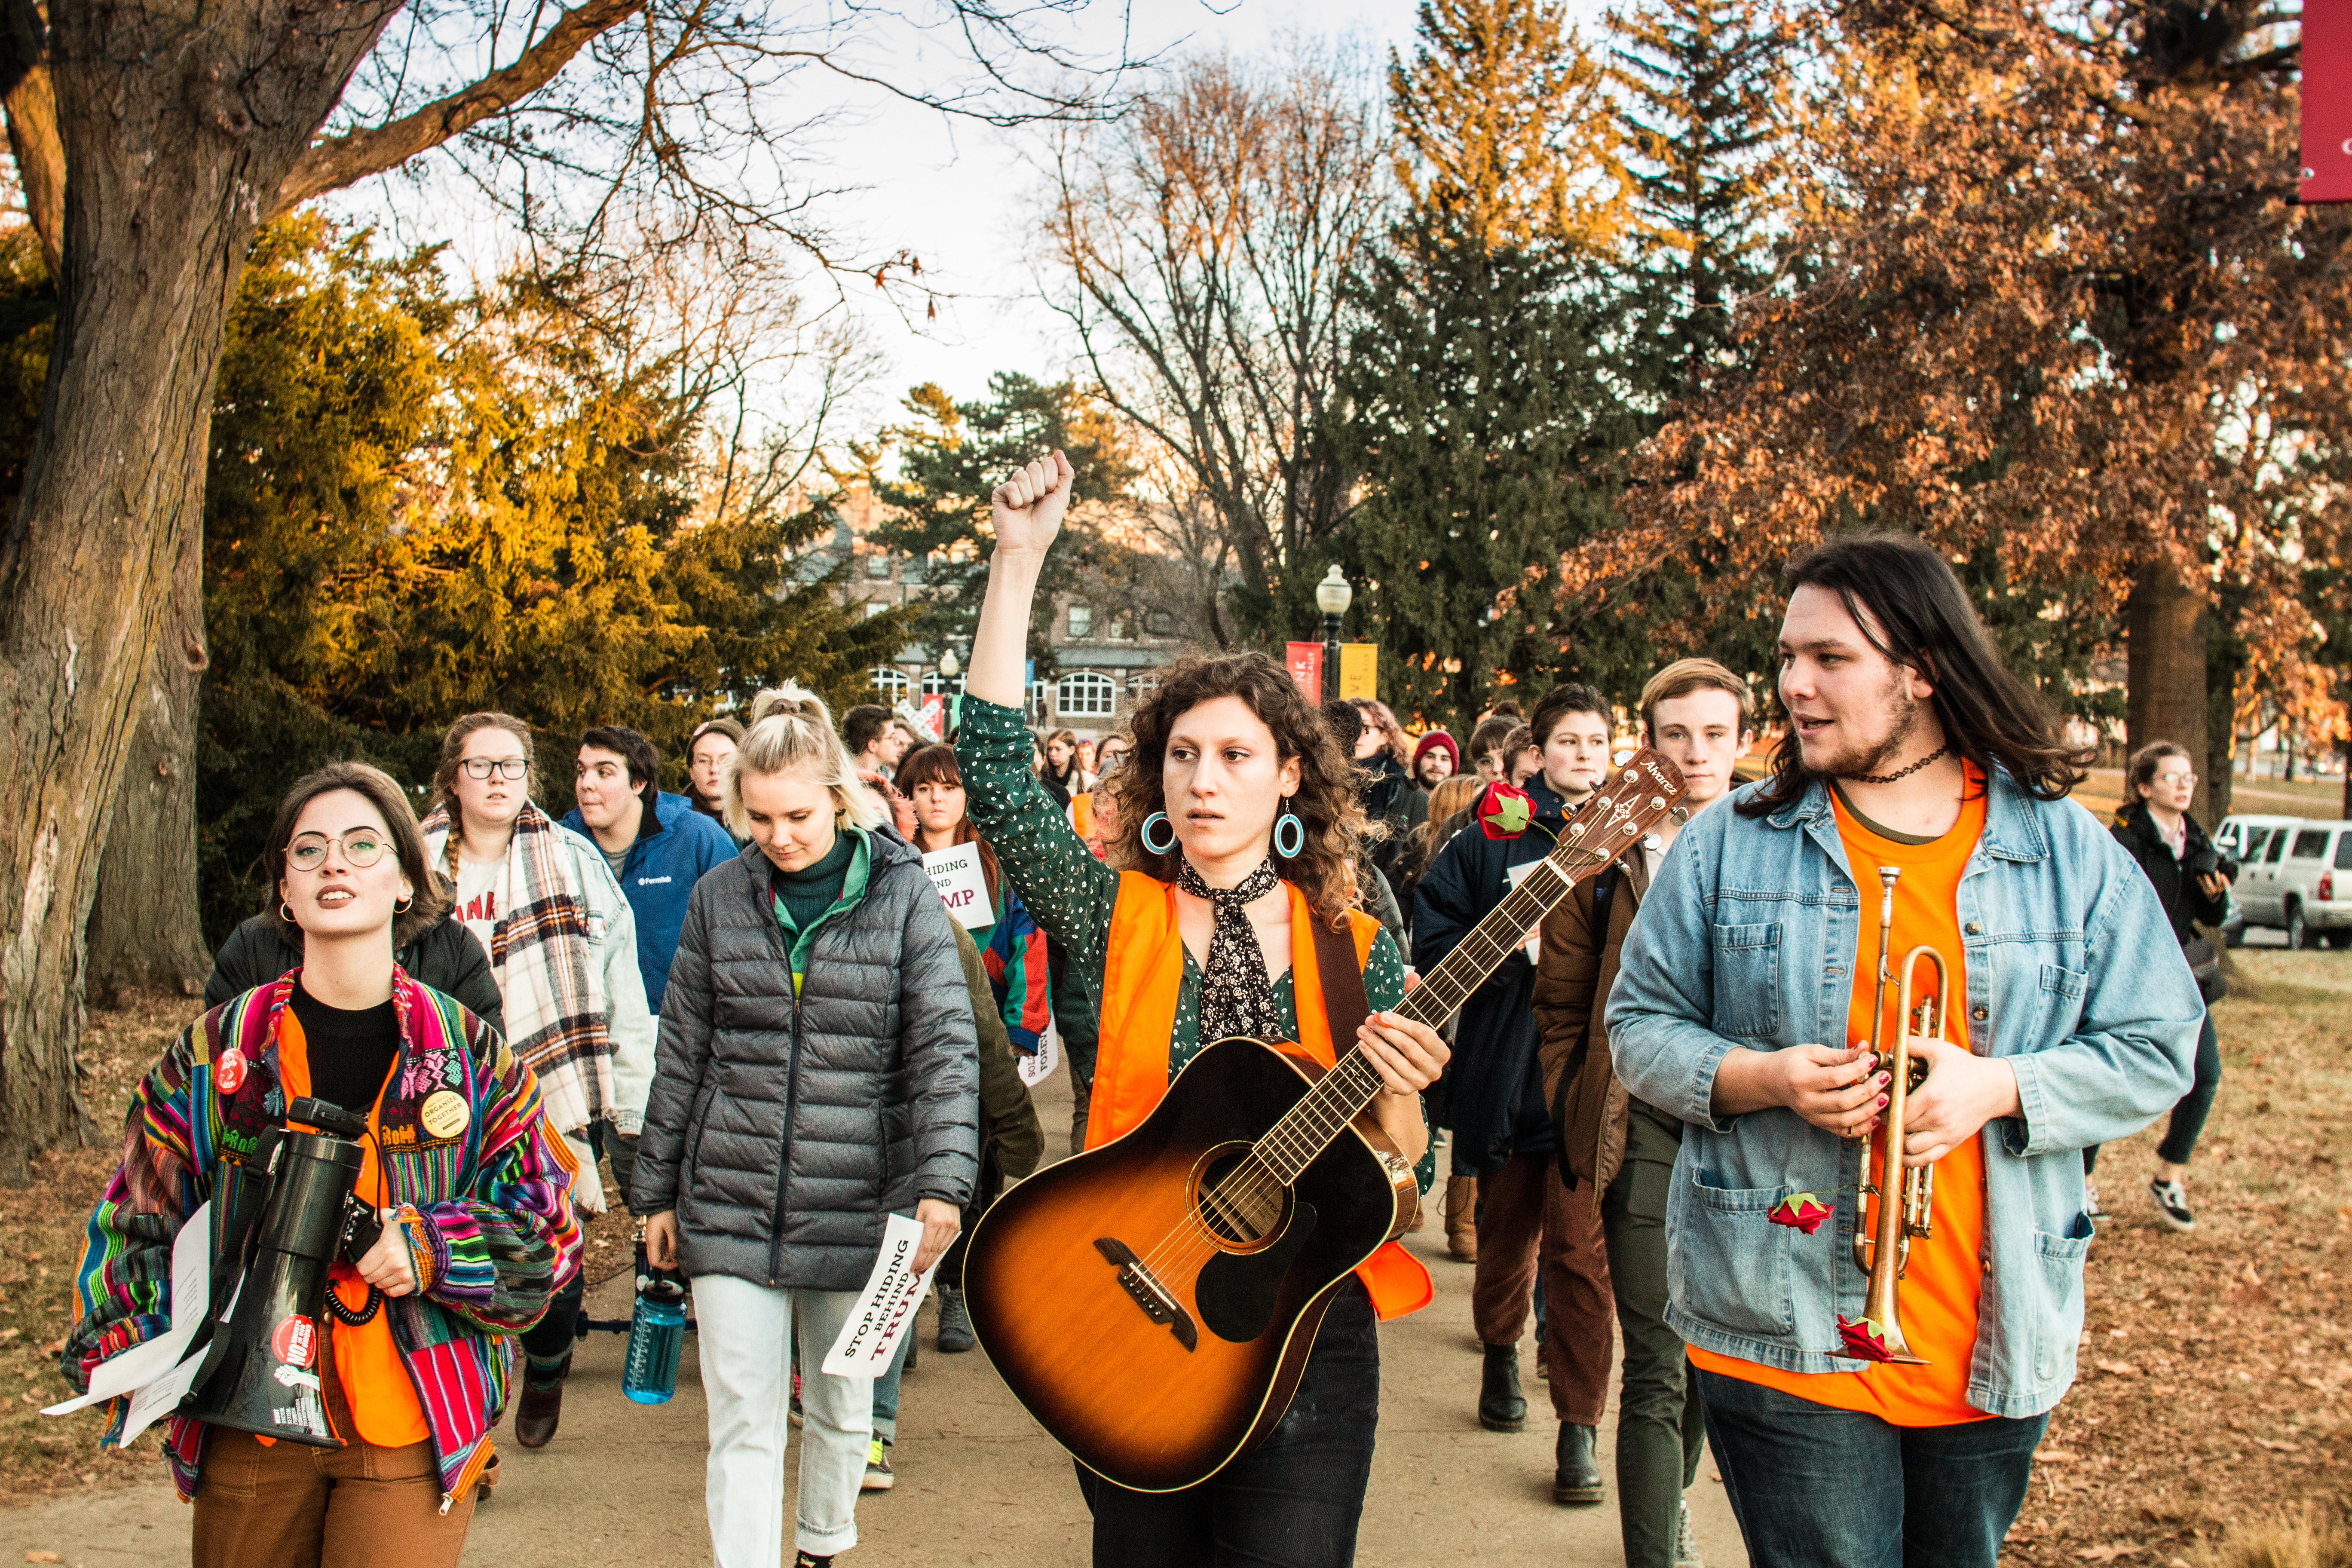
[{"left": 1086, "top": 870, "right": 1436, "bottom": 1322}]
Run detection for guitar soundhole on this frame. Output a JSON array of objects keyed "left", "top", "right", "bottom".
[{"left": 1191, "top": 1143, "right": 1289, "bottom": 1253}]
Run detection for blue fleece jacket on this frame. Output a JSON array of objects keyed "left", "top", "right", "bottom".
[{"left": 562, "top": 790, "right": 738, "bottom": 1015}]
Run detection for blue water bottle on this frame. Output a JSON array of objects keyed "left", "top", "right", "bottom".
[{"left": 621, "top": 1229, "right": 688, "bottom": 1406}]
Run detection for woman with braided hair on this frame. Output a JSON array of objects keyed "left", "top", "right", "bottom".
[
  {"left": 957, "top": 452, "right": 1451, "bottom": 1568},
  {"left": 418, "top": 712, "right": 654, "bottom": 1447}
]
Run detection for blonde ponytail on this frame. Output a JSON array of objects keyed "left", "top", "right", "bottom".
[{"left": 729, "top": 682, "right": 886, "bottom": 836}]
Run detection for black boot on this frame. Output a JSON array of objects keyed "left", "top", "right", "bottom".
[
  {"left": 1553, "top": 1421, "right": 1603, "bottom": 1505},
  {"left": 1479, "top": 1342, "right": 1526, "bottom": 1433},
  {"left": 937, "top": 1285, "right": 976, "bottom": 1353}
]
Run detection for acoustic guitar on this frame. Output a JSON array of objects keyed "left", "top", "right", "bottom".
[{"left": 962, "top": 751, "right": 1688, "bottom": 1492}]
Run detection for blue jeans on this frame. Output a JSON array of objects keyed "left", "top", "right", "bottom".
[
  {"left": 871, "top": 1326, "right": 910, "bottom": 1444},
  {"left": 1076, "top": 1279, "right": 1379, "bottom": 1568},
  {"left": 1696, "top": 1369, "right": 2046, "bottom": 1568}
]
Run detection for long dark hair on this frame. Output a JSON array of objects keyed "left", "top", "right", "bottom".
[
  {"left": 894, "top": 742, "right": 1003, "bottom": 895},
  {"left": 1740, "top": 533, "right": 2093, "bottom": 818},
  {"left": 1111, "top": 651, "right": 1368, "bottom": 929}
]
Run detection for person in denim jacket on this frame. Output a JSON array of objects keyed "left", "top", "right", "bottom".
[{"left": 1607, "top": 536, "right": 2202, "bottom": 1568}]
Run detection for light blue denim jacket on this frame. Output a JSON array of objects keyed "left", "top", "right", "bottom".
[{"left": 1605, "top": 770, "right": 2202, "bottom": 1418}]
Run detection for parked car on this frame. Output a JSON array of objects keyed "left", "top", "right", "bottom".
[
  {"left": 2228, "top": 816, "right": 2352, "bottom": 949},
  {"left": 2214, "top": 815, "right": 2298, "bottom": 947}
]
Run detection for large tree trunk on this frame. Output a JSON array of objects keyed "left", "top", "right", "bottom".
[
  {"left": 83, "top": 572, "right": 209, "bottom": 1004},
  {"left": 0, "top": 0, "right": 395, "bottom": 1172},
  {"left": 2125, "top": 558, "right": 2216, "bottom": 824}
]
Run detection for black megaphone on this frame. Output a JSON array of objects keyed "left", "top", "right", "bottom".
[{"left": 184, "top": 1097, "right": 384, "bottom": 1446}]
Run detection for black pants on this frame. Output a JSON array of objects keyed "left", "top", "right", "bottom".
[
  {"left": 1077, "top": 1279, "right": 1380, "bottom": 1568},
  {"left": 1600, "top": 1107, "right": 1709, "bottom": 1568},
  {"left": 2085, "top": 1007, "right": 2218, "bottom": 1173},
  {"left": 940, "top": 1145, "right": 1003, "bottom": 1288}
]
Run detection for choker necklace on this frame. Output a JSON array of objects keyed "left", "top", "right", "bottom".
[{"left": 1847, "top": 743, "right": 1951, "bottom": 786}]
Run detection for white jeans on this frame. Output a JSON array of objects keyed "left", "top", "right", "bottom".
[{"left": 691, "top": 1275, "right": 872, "bottom": 1565}]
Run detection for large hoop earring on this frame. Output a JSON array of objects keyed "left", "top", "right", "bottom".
[
  {"left": 279, "top": 901, "right": 297, "bottom": 924},
  {"left": 1139, "top": 811, "right": 1178, "bottom": 855},
  {"left": 1273, "top": 805, "right": 1305, "bottom": 860},
  {"left": 394, "top": 892, "right": 414, "bottom": 913}
]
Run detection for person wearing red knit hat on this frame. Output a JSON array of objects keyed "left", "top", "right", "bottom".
[{"left": 1412, "top": 729, "right": 1459, "bottom": 793}]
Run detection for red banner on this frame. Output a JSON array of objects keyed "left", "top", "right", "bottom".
[
  {"left": 1284, "top": 642, "right": 1324, "bottom": 703},
  {"left": 2306, "top": 0, "right": 2352, "bottom": 203}
]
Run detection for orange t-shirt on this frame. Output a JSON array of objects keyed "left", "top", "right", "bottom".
[
  {"left": 275, "top": 1011, "right": 431, "bottom": 1449},
  {"left": 1690, "top": 774, "right": 1993, "bottom": 1427}
]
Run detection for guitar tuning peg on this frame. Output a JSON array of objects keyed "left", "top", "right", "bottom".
[{"left": 1669, "top": 807, "right": 1690, "bottom": 825}]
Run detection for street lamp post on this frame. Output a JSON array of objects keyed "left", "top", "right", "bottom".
[{"left": 1315, "top": 566, "right": 1353, "bottom": 704}]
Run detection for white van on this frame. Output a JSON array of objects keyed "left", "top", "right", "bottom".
[{"left": 2233, "top": 818, "right": 2352, "bottom": 949}]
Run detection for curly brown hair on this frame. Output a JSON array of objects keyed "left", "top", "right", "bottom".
[{"left": 1108, "top": 652, "right": 1368, "bottom": 930}]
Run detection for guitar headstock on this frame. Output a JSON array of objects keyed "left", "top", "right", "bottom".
[{"left": 1544, "top": 750, "right": 1690, "bottom": 875}]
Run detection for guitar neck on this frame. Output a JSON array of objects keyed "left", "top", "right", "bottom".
[
  {"left": 1249, "top": 753, "right": 1686, "bottom": 1188},
  {"left": 1249, "top": 843, "right": 1612, "bottom": 1186}
]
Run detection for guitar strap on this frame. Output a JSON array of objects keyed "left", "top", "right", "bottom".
[{"left": 1310, "top": 913, "right": 1371, "bottom": 1052}]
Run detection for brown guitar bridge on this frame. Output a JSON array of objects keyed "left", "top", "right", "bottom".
[{"left": 1094, "top": 1238, "right": 1198, "bottom": 1352}]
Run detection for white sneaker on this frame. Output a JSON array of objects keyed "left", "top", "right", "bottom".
[
  {"left": 2084, "top": 1177, "right": 2109, "bottom": 1218},
  {"left": 2149, "top": 1177, "right": 2195, "bottom": 1232},
  {"left": 1674, "top": 1498, "right": 1703, "bottom": 1568}
]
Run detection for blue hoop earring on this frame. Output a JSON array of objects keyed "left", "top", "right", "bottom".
[
  {"left": 1140, "top": 811, "right": 1179, "bottom": 855},
  {"left": 1273, "top": 806, "right": 1305, "bottom": 860}
]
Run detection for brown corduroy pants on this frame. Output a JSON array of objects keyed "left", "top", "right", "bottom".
[
  {"left": 1470, "top": 1149, "right": 1613, "bottom": 1426},
  {"left": 190, "top": 1318, "right": 476, "bottom": 1568}
]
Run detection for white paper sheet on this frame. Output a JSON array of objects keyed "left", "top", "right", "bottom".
[
  {"left": 1018, "top": 1021, "right": 1059, "bottom": 1088},
  {"left": 922, "top": 843, "right": 995, "bottom": 931},
  {"left": 821, "top": 1212, "right": 944, "bottom": 1378},
  {"left": 46, "top": 1200, "right": 213, "bottom": 1426}
]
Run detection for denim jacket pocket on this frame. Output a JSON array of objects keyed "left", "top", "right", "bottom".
[
  {"left": 2031, "top": 1221, "right": 2092, "bottom": 1382},
  {"left": 1709, "top": 922, "right": 1783, "bottom": 1038},
  {"left": 2038, "top": 963, "right": 2088, "bottom": 999},
  {"left": 1671, "top": 1170, "right": 1795, "bottom": 1337}
]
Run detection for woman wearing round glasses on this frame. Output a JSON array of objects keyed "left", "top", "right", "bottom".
[
  {"left": 417, "top": 713, "right": 654, "bottom": 1447},
  {"left": 205, "top": 800, "right": 506, "bottom": 1036},
  {"left": 64, "top": 761, "right": 580, "bottom": 1566},
  {"left": 955, "top": 453, "right": 1450, "bottom": 1568}
]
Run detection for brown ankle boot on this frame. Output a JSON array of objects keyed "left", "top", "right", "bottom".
[{"left": 1443, "top": 1175, "right": 1478, "bottom": 1262}]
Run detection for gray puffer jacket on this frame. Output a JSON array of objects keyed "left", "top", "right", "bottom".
[{"left": 630, "top": 832, "right": 980, "bottom": 1291}]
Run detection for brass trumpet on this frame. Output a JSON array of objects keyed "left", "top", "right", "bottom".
[{"left": 1837, "top": 865, "right": 1951, "bottom": 1366}]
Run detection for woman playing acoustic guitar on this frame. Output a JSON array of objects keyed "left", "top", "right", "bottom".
[{"left": 955, "top": 451, "right": 1451, "bottom": 1568}]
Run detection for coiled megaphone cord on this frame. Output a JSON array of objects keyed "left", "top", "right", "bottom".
[{"left": 326, "top": 1283, "right": 383, "bottom": 1327}]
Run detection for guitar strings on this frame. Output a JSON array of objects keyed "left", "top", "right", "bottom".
[
  {"left": 1133, "top": 833, "right": 1626, "bottom": 1281},
  {"left": 1123, "top": 820, "right": 1639, "bottom": 1290}
]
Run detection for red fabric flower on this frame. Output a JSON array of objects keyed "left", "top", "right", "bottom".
[
  {"left": 1476, "top": 781, "right": 1534, "bottom": 839},
  {"left": 1837, "top": 1314, "right": 1896, "bottom": 1363},
  {"left": 1769, "top": 1193, "right": 1833, "bottom": 1235}
]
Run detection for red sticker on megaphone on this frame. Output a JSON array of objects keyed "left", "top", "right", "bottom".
[{"left": 271, "top": 1314, "right": 316, "bottom": 1369}]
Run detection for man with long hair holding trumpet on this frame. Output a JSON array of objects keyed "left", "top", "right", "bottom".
[{"left": 1608, "top": 536, "right": 2205, "bottom": 1568}]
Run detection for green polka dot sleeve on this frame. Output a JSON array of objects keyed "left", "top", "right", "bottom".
[{"left": 956, "top": 697, "right": 1121, "bottom": 977}]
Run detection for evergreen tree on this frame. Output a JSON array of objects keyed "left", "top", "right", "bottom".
[
  {"left": 861, "top": 372, "right": 1138, "bottom": 673},
  {"left": 1344, "top": 0, "right": 1641, "bottom": 727},
  {"left": 1390, "top": 0, "right": 1629, "bottom": 256},
  {"left": 1608, "top": 0, "right": 1792, "bottom": 387}
]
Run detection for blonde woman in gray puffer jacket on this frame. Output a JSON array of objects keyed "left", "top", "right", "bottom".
[{"left": 633, "top": 684, "right": 978, "bottom": 1568}]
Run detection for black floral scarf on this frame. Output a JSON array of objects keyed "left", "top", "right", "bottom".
[{"left": 1176, "top": 855, "right": 1284, "bottom": 1042}]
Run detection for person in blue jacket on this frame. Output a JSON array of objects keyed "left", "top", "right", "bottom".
[{"left": 567, "top": 723, "right": 739, "bottom": 1199}]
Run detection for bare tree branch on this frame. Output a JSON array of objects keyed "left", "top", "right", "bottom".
[{"left": 270, "top": 0, "right": 644, "bottom": 217}]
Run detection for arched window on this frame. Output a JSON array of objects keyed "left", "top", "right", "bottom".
[
  {"left": 1057, "top": 671, "right": 1117, "bottom": 718},
  {"left": 870, "top": 666, "right": 909, "bottom": 701}
]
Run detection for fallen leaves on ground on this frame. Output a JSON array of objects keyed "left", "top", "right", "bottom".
[{"left": 2006, "top": 953, "right": 2352, "bottom": 1566}]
